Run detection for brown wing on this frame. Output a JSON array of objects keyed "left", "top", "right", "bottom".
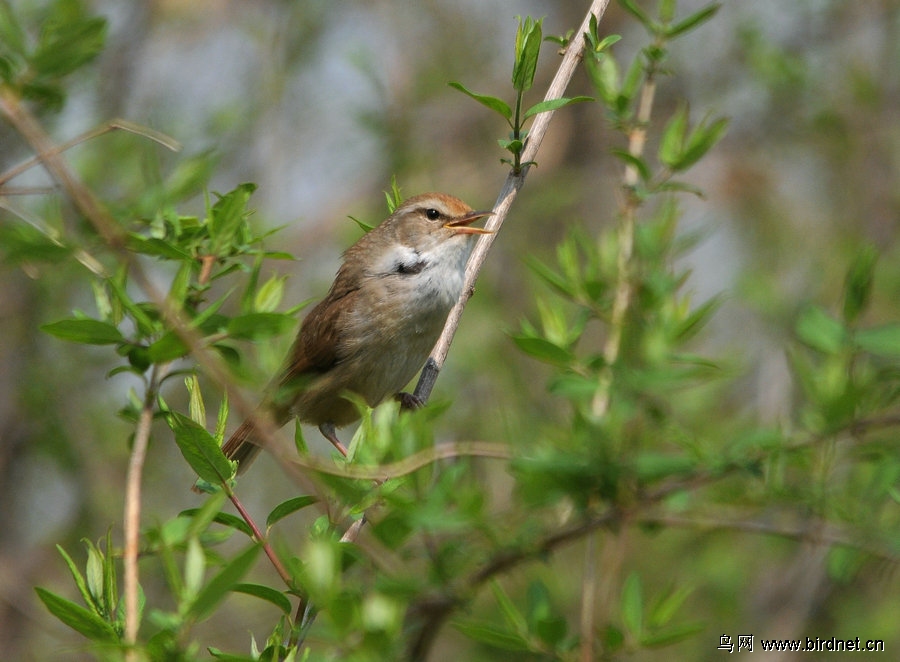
[{"left": 282, "top": 266, "right": 361, "bottom": 379}]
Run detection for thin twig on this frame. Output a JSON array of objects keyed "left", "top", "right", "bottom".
[
  {"left": 123, "top": 362, "right": 169, "bottom": 650},
  {"left": 280, "top": 440, "right": 511, "bottom": 481},
  {"left": 638, "top": 512, "right": 900, "bottom": 564},
  {"left": 0, "top": 117, "right": 181, "bottom": 187},
  {"left": 591, "top": 58, "right": 658, "bottom": 419},
  {"left": 227, "top": 489, "right": 294, "bottom": 587}
]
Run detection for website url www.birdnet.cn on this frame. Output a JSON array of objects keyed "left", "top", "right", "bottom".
[{"left": 718, "top": 635, "right": 886, "bottom": 653}]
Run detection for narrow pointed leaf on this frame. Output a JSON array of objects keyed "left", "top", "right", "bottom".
[
  {"left": 35, "top": 588, "right": 119, "bottom": 643},
  {"left": 676, "top": 117, "right": 729, "bottom": 171},
  {"left": 611, "top": 149, "right": 652, "bottom": 182},
  {"left": 619, "top": 0, "right": 652, "bottom": 26},
  {"left": 448, "top": 82, "right": 512, "bottom": 120},
  {"left": 187, "top": 544, "right": 260, "bottom": 622},
  {"left": 796, "top": 305, "right": 847, "bottom": 354},
  {"left": 621, "top": 572, "right": 644, "bottom": 636},
  {"left": 659, "top": 106, "right": 688, "bottom": 168},
  {"left": 233, "top": 583, "right": 293, "bottom": 615},
  {"left": 523, "top": 95, "right": 593, "bottom": 120},
  {"left": 41, "top": 319, "right": 123, "bottom": 345},
  {"left": 266, "top": 496, "right": 319, "bottom": 529},
  {"left": 227, "top": 312, "right": 295, "bottom": 340},
  {"left": 512, "top": 16, "right": 543, "bottom": 92},
  {"left": 453, "top": 621, "right": 531, "bottom": 651},
  {"left": 55, "top": 545, "right": 97, "bottom": 615},
  {"left": 856, "top": 324, "right": 900, "bottom": 358},
  {"left": 843, "top": 245, "right": 878, "bottom": 324},
  {"left": 168, "top": 411, "right": 235, "bottom": 484},
  {"left": 667, "top": 4, "right": 721, "bottom": 38}
]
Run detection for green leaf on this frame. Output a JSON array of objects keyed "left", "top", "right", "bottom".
[
  {"left": 621, "top": 572, "right": 644, "bottom": 637},
  {"left": 55, "top": 545, "right": 97, "bottom": 616},
  {"left": 842, "top": 245, "right": 878, "bottom": 324},
  {"left": 448, "top": 82, "right": 512, "bottom": 121},
  {"left": 511, "top": 335, "right": 574, "bottom": 366},
  {"left": 640, "top": 621, "right": 706, "bottom": 647},
  {"left": 183, "top": 537, "right": 206, "bottom": 601},
  {"left": 666, "top": 3, "right": 721, "bottom": 39},
  {"left": 620, "top": 55, "right": 645, "bottom": 105},
  {"left": 524, "top": 256, "right": 574, "bottom": 298},
  {"left": 659, "top": 106, "right": 688, "bottom": 169},
  {"left": 167, "top": 411, "right": 235, "bottom": 485},
  {"left": 676, "top": 116, "right": 729, "bottom": 171},
  {"left": 522, "top": 95, "right": 593, "bottom": 120},
  {"left": 41, "top": 318, "right": 123, "bottom": 345},
  {"left": 35, "top": 587, "right": 119, "bottom": 643},
  {"left": 612, "top": 149, "right": 652, "bottom": 182},
  {"left": 856, "top": 324, "right": 900, "bottom": 358},
  {"left": 659, "top": 0, "right": 676, "bottom": 23},
  {"left": 125, "top": 235, "right": 192, "bottom": 260},
  {"left": 526, "top": 580, "right": 566, "bottom": 647},
  {"left": 232, "top": 583, "right": 293, "bottom": 615},
  {"left": 674, "top": 296, "right": 722, "bottom": 341},
  {"left": 384, "top": 174, "right": 404, "bottom": 213},
  {"left": 227, "top": 312, "right": 295, "bottom": 340},
  {"left": 491, "top": 580, "right": 528, "bottom": 634},
  {"left": 266, "top": 496, "right": 319, "bottom": 529},
  {"left": 102, "top": 531, "right": 117, "bottom": 624},
  {"left": 167, "top": 261, "right": 192, "bottom": 308},
  {"left": 180, "top": 492, "right": 226, "bottom": 535},
  {"left": 648, "top": 585, "right": 694, "bottom": 628},
  {"left": 254, "top": 274, "right": 286, "bottom": 313},
  {"left": 453, "top": 621, "right": 531, "bottom": 652},
  {"left": 592, "top": 34, "right": 622, "bottom": 54},
  {"left": 498, "top": 137, "right": 524, "bottom": 154},
  {"left": 0, "top": 222, "right": 70, "bottom": 263},
  {"left": 106, "top": 272, "right": 157, "bottom": 337},
  {"left": 84, "top": 541, "right": 105, "bottom": 611},
  {"left": 512, "top": 16, "right": 543, "bottom": 92},
  {"left": 619, "top": 0, "right": 652, "bottom": 26},
  {"left": 186, "top": 544, "right": 260, "bottom": 622},
  {"left": 655, "top": 180, "right": 705, "bottom": 197},
  {"left": 633, "top": 453, "right": 696, "bottom": 482},
  {"left": 796, "top": 305, "right": 847, "bottom": 354},
  {"left": 0, "top": 2, "right": 27, "bottom": 60},
  {"left": 186, "top": 375, "right": 206, "bottom": 425},
  {"left": 584, "top": 52, "right": 620, "bottom": 105},
  {"left": 146, "top": 332, "right": 188, "bottom": 364},
  {"left": 349, "top": 215, "right": 375, "bottom": 233},
  {"left": 179, "top": 508, "right": 253, "bottom": 537},
  {"left": 209, "top": 183, "right": 256, "bottom": 254},
  {"left": 32, "top": 12, "right": 107, "bottom": 79}
]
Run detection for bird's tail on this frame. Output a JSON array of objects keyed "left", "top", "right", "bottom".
[{"left": 221, "top": 417, "right": 267, "bottom": 475}]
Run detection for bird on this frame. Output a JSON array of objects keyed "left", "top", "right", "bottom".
[{"left": 220, "top": 192, "right": 492, "bottom": 475}]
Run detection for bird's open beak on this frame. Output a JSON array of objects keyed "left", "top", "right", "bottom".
[{"left": 444, "top": 210, "right": 494, "bottom": 235}]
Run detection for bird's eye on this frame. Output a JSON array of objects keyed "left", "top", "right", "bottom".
[{"left": 424, "top": 208, "right": 441, "bottom": 221}]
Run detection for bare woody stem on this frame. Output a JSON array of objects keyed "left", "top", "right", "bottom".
[
  {"left": 414, "top": 0, "right": 613, "bottom": 404},
  {"left": 123, "top": 363, "right": 168, "bottom": 649},
  {"left": 591, "top": 67, "right": 658, "bottom": 419},
  {"left": 581, "top": 50, "right": 659, "bottom": 662}
]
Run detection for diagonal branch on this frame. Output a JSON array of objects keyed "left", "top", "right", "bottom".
[{"left": 414, "top": 0, "right": 613, "bottom": 404}]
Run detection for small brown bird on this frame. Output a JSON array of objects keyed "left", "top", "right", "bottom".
[{"left": 221, "top": 192, "right": 491, "bottom": 474}]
